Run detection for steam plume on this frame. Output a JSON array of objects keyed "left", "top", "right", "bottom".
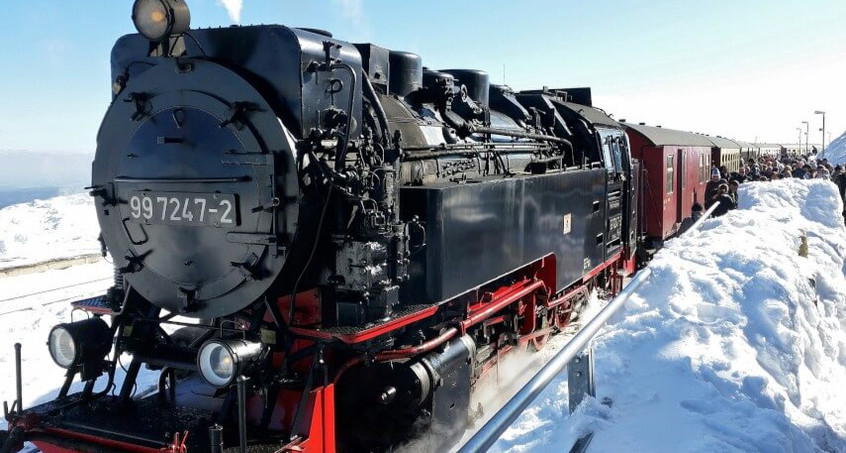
[{"left": 217, "top": 0, "right": 243, "bottom": 24}]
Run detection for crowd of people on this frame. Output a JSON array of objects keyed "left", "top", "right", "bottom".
[{"left": 701, "top": 152, "right": 846, "bottom": 223}]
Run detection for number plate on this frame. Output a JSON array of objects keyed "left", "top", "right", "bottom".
[{"left": 127, "top": 191, "right": 238, "bottom": 228}]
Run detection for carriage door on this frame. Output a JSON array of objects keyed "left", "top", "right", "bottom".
[{"left": 676, "top": 148, "right": 685, "bottom": 223}]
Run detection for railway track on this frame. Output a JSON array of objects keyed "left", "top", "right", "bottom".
[{"left": 0, "top": 276, "right": 112, "bottom": 317}]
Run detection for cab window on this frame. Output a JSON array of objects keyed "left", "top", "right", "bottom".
[
  {"left": 601, "top": 135, "right": 615, "bottom": 174},
  {"left": 610, "top": 138, "right": 623, "bottom": 173}
]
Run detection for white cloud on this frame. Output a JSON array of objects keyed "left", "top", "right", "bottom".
[
  {"left": 217, "top": 0, "right": 243, "bottom": 24},
  {"left": 335, "top": 0, "right": 363, "bottom": 25}
]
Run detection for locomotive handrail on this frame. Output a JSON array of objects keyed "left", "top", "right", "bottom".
[
  {"left": 457, "top": 267, "right": 652, "bottom": 453},
  {"left": 113, "top": 176, "right": 251, "bottom": 183}
]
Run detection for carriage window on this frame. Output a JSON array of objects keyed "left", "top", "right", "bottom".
[
  {"left": 702, "top": 154, "right": 709, "bottom": 182},
  {"left": 666, "top": 155, "right": 674, "bottom": 194}
]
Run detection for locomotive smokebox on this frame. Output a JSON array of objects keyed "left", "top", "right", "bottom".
[{"left": 92, "top": 58, "right": 300, "bottom": 319}]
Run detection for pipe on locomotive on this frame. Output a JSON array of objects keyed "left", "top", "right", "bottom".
[{"left": 333, "top": 279, "right": 547, "bottom": 385}]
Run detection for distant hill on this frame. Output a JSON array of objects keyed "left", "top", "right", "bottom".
[
  {"left": 0, "top": 151, "right": 92, "bottom": 208},
  {"left": 0, "top": 150, "right": 92, "bottom": 190},
  {"left": 0, "top": 187, "right": 79, "bottom": 209}
]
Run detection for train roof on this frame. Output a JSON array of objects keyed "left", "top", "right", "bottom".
[
  {"left": 561, "top": 102, "right": 620, "bottom": 128},
  {"left": 622, "top": 122, "right": 714, "bottom": 147},
  {"left": 708, "top": 136, "right": 742, "bottom": 150}
]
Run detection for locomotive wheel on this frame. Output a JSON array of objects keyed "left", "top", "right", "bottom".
[
  {"left": 529, "top": 311, "right": 556, "bottom": 351},
  {"left": 530, "top": 332, "right": 549, "bottom": 351},
  {"left": 555, "top": 304, "right": 574, "bottom": 330}
]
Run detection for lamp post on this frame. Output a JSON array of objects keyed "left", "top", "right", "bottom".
[
  {"left": 801, "top": 121, "right": 809, "bottom": 153},
  {"left": 796, "top": 127, "right": 802, "bottom": 153},
  {"left": 814, "top": 110, "right": 826, "bottom": 153}
]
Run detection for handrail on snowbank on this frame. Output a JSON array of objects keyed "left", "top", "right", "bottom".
[
  {"left": 457, "top": 267, "right": 653, "bottom": 453},
  {"left": 689, "top": 201, "right": 721, "bottom": 232}
]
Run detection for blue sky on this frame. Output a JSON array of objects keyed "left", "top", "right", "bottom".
[{"left": 1, "top": 0, "right": 844, "bottom": 152}]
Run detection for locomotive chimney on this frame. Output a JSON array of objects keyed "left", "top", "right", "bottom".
[
  {"left": 389, "top": 51, "right": 423, "bottom": 98},
  {"left": 441, "top": 69, "right": 490, "bottom": 107}
]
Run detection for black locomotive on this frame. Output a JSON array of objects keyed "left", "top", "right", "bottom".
[{"left": 1, "top": 1, "right": 637, "bottom": 452}]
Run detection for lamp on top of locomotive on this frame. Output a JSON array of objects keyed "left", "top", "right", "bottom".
[{"left": 132, "top": 0, "right": 191, "bottom": 42}]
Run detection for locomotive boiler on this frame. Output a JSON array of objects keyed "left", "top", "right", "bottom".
[{"left": 1, "top": 1, "right": 637, "bottom": 451}]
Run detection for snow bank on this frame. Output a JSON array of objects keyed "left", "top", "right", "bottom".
[
  {"left": 821, "top": 130, "right": 846, "bottom": 165},
  {"left": 494, "top": 179, "right": 846, "bottom": 453},
  {"left": 0, "top": 193, "right": 101, "bottom": 269}
]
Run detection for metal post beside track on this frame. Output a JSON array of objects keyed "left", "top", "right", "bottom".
[
  {"left": 14, "top": 343, "right": 22, "bottom": 414},
  {"left": 567, "top": 348, "right": 595, "bottom": 414}
]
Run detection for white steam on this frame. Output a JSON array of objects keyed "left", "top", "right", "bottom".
[{"left": 217, "top": 0, "right": 243, "bottom": 24}]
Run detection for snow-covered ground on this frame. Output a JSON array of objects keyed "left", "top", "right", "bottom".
[
  {"left": 1, "top": 181, "right": 844, "bottom": 452},
  {"left": 0, "top": 193, "right": 101, "bottom": 269},
  {"left": 493, "top": 179, "right": 846, "bottom": 452}
]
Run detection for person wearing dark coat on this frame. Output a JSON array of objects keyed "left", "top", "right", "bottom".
[
  {"left": 728, "top": 180, "right": 739, "bottom": 207},
  {"left": 729, "top": 166, "right": 748, "bottom": 184},
  {"left": 834, "top": 168, "right": 846, "bottom": 225},
  {"left": 678, "top": 202, "right": 704, "bottom": 235},
  {"left": 704, "top": 168, "right": 722, "bottom": 206},
  {"left": 709, "top": 184, "right": 734, "bottom": 217}
]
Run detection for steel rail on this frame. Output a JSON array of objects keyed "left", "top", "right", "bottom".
[
  {"left": 457, "top": 267, "right": 652, "bottom": 453},
  {"left": 0, "top": 277, "right": 111, "bottom": 303}
]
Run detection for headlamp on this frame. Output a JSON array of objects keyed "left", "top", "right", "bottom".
[
  {"left": 47, "top": 318, "right": 113, "bottom": 369},
  {"left": 197, "top": 339, "right": 264, "bottom": 388},
  {"left": 132, "top": 0, "right": 191, "bottom": 42}
]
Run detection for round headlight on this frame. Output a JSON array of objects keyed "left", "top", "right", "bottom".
[
  {"left": 47, "top": 318, "right": 112, "bottom": 369},
  {"left": 197, "top": 339, "right": 263, "bottom": 388},
  {"left": 49, "top": 326, "right": 78, "bottom": 368},
  {"left": 132, "top": 0, "right": 191, "bottom": 42}
]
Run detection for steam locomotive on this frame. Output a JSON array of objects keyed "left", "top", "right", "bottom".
[{"left": 0, "top": 1, "right": 638, "bottom": 451}]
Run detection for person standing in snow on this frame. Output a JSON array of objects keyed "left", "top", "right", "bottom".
[
  {"left": 705, "top": 168, "right": 722, "bottom": 205},
  {"left": 834, "top": 167, "right": 846, "bottom": 225},
  {"left": 728, "top": 180, "right": 739, "bottom": 206},
  {"left": 709, "top": 184, "right": 735, "bottom": 217},
  {"left": 678, "top": 202, "right": 704, "bottom": 235},
  {"left": 730, "top": 166, "right": 748, "bottom": 184}
]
